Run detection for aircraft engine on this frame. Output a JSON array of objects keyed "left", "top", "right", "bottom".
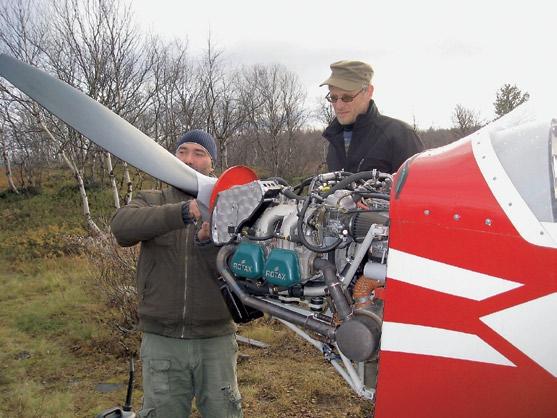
[{"left": 212, "top": 170, "right": 391, "bottom": 363}]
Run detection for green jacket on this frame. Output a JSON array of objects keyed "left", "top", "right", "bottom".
[{"left": 110, "top": 187, "right": 234, "bottom": 339}]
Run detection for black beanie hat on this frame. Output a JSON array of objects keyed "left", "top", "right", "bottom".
[{"left": 176, "top": 129, "right": 217, "bottom": 162}]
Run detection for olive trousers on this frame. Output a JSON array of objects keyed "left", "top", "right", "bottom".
[{"left": 138, "top": 332, "right": 243, "bottom": 418}]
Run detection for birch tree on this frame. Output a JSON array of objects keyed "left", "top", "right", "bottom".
[
  {"left": 36, "top": 114, "right": 101, "bottom": 235},
  {"left": 1, "top": 125, "right": 19, "bottom": 193},
  {"left": 199, "top": 39, "right": 245, "bottom": 170},
  {"left": 238, "top": 64, "right": 307, "bottom": 176},
  {"left": 140, "top": 39, "right": 203, "bottom": 151},
  {"left": 0, "top": 0, "right": 160, "bottom": 226},
  {"left": 452, "top": 104, "right": 482, "bottom": 139}
]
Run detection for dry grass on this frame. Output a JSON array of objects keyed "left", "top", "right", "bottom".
[
  {"left": 0, "top": 256, "right": 373, "bottom": 417},
  {"left": 235, "top": 319, "right": 374, "bottom": 417}
]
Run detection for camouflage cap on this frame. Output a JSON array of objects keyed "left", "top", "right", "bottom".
[{"left": 320, "top": 60, "right": 374, "bottom": 91}]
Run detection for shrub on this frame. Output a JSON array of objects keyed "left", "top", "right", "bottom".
[
  {"left": 82, "top": 232, "right": 140, "bottom": 341},
  {"left": 2, "top": 224, "right": 86, "bottom": 261}
]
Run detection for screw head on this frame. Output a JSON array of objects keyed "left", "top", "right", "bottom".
[{"left": 453, "top": 214, "right": 461, "bottom": 221}]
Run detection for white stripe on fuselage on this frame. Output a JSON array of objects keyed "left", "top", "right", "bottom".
[
  {"left": 387, "top": 249, "right": 522, "bottom": 301},
  {"left": 381, "top": 322, "right": 515, "bottom": 366}
]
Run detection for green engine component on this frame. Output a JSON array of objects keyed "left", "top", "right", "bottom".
[
  {"left": 264, "top": 248, "right": 301, "bottom": 287},
  {"left": 230, "top": 242, "right": 265, "bottom": 279}
]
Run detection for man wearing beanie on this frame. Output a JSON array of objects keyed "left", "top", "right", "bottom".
[
  {"left": 320, "top": 60, "right": 424, "bottom": 174},
  {"left": 111, "top": 129, "right": 242, "bottom": 418}
]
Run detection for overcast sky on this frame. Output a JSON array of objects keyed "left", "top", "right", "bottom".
[{"left": 132, "top": 0, "right": 553, "bottom": 129}]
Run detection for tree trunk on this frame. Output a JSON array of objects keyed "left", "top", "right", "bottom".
[
  {"left": 61, "top": 151, "right": 102, "bottom": 237},
  {"left": 123, "top": 162, "right": 133, "bottom": 205},
  {"left": 1, "top": 130, "right": 19, "bottom": 194},
  {"left": 38, "top": 118, "right": 101, "bottom": 236},
  {"left": 222, "top": 140, "right": 229, "bottom": 169},
  {"left": 105, "top": 152, "right": 120, "bottom": 209}
]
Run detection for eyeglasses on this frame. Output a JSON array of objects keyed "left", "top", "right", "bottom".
[{"left": 325, "top": 89, "right": 365, "bottom": 103}]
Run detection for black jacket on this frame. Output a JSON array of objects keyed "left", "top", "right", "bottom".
[
  {"left": 111, "top": 187, "right": 234, "bottom": 339},
  {"left": 323, "top": 101, "right": 424, "bottom": 174}
]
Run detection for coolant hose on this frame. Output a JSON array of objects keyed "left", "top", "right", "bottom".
[
  {"left": 281, "top": 187, "right": 305, "bottom": 201},
  {"left": 352, "top": 276, "right": 381, "bottom": 310},
  {"left": 313, "top": 258, "right": 352, "bottom": 321}
]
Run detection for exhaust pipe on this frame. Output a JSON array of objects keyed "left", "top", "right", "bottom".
[{"left": 217, "top": 245, "right": 381, "bottom": 361}]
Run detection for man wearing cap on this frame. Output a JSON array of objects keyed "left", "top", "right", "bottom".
[
  {"left": 321, "top": 60, "right": 423, "bottom": 174},
  {"left": 111, "top": 129, "right": 243, "bottom": 418}
]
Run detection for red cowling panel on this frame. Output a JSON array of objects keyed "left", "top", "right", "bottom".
[{"left": 375, "top": 140, "right": 557, "bottom": 418}]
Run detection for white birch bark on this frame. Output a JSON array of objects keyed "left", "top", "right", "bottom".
[
  {"left": 60, "top": 150, "right": 102, "bottom": 237},
  {"left": 222, "top": 143, "right": 229, "bottom": 169},
  {"left": 38, "top": 118, "right": 101, "bottom": 236},
  {"left": 105, "top": 152, "right": 120, "bottom": 209},
  {"left": 1, "top": 129, "right": 19, "bottom": 194},
  {"left": 123, "top": 162, "right": 133, "bottom": 205}
]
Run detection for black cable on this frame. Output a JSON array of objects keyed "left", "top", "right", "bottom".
[
  {"left": 292, "top": 176, "right": 314, "bottom": 194},
  {"left": 355, "top": 192, "right": 390, "bottom": 201},
  {"left": 244, "top": 233, "right": 275, "bottom": 241},
  {"left": 281, "top": 187, "right": 305, "bottom": 201},
  {"left": 324, "top": 171, "right": 378, "bottom": 197}
]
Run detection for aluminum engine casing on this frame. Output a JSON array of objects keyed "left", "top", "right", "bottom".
[{"left": 211, "top": 180, "right": 282, "bottom": 245}]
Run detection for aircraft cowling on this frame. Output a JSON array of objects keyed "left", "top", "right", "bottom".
[{"left": 376, "top": 111, "right": 557, "bottom": 418}]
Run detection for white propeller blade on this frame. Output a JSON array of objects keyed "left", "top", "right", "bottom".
[{"left": 0, "top": 54, "right": 216, "bottom": 204}]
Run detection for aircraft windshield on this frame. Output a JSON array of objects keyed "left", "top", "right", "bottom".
[{"left": 491, "top": 120, "right": 557, "bottom": 223}]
